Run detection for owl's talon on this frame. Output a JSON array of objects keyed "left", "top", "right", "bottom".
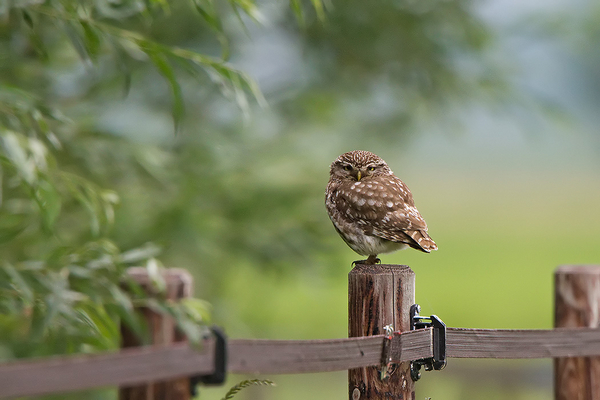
[
  {"left": 367, "top": 255, "right": 381, "bottom": 264},
  {"left": 352, "top": 255, "right": 380, "bottom": 266}
]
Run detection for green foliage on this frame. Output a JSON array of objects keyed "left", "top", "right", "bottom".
[
  {"left": 0, "top": 0, "right": 333, "bottom": 374},
  {"left": 0, "top": 240, "right": 147, "bottom": 358},
  {"left": 0, "top": 0, "right": 276, "bottom": 361},
  {"left": 0, "top": 0, "right": 529, "bottom": 398},
  {"left": 220, "top": 379, "right": 275, "bottom": 400},
  {"left": 280, "top": 0, "right": 504, "bottom": 137},
  {"left": 2, "top": 0, "right": 266, "bottom": 128}
]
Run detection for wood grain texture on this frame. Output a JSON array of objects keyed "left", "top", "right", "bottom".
[
  {"left": 554, "top": 265, "right": 600, "bottom": 400},
  {"left": 0, "top": 334, "right": 417, "bottom": 399},
  {"left": 348, "top": 264, "right": 415, "bottom": 400},
  {"left": 0, "top": 342, "right": 215, "bottom": 399},
  {"left": 3, "top": 326, "right": 600, "bottom": 398},
  {"left": 446, "top": 327, "right": 600, "bottom": 358},
  {"left": 229, "top": 335, "right": 384, "bottom": 374},
  {"left": 120, "top": 268, "right": 193, "bottom": 400}
]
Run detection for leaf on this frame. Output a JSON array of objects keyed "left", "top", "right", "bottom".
[
  {"left": 1, "top": 131, "right": 36, "bottom": 184},
  {"left": 27, "top": 137, "right": 48, "bottom": 171},
  {"left": 180, "top": 297, "right": 212, "bottom": 324},
  {"left": 61, "top": 172, "right": 110, "bottom": 236},
  {"left": 229, "top": 0, "right": 262, "bottom": 24},
  {"left": 177, "top": 318, "right": 203, "bottom": 343},
  {"left": 63, "top": 21, "right": 92, "bottom": 67},
  {"left": 30, "top": 109, "right": 50, "bottom": 135},
  {"left": 290, "top": 0, "right": 327, "bottom": 26},
  {"left": 80, "top": 20, "right": 102, "bottom": 61},
  {"left": 67, "top": 265, "right": 93, "bottom": 279},
  {"left": 108, "top": 285, "right": 133, "bottom": 313},
  {"left": 27, "top": 30, "right": 49, "bottom": 60},
  {"left": 121, "top": 275, "right": 147, "bottom": 299},
  {"left": 192, "top": 0, "right": 230, "bottom": 59},
  {"left": 143, "top": 297, "right": 170, "bottom": 314},
  {"left": 193, "top": 0, "right": 222, "bottom": 33},
  {"left": 35, "top": 179, "right": 62, "bottom": 232},
  {"left": 0, "top": 212, "right": 29, "bottom": 243},
  {"left": 21, "top": 9, "right": 34, "bottom": 28},
  {"left": 205, "top": 63, "right": 266, "bottom": 112},
  {"left": 111, "top": 38, "right": 134, "bottom": 96},
  {"left": 142, "top": 44, "right": 185, "bottom": 132},
  {"left": 120, "top": 243, "right": 161, "bottom": 264},
  {"left": 77, "top": 304, "right": 119, "bottom": 347},
  {"left": 31, "top": 293, "right": 61, "bottom": 340},
  {"left": 106, "top": 285, "right": 149, "bottom": 344},
  {"left": 3, "top": 264, "right": 34, "bottom": 305},
  {"left": 100, "top": 189, "right": 118, "bottom": 226},
  {"left": 289, "top": 0, "right": 305, "bottom": 26},
  {"left": 238, "top": 71, "right": 267, "bottom": 108},
  {"left": 310, "top": 0, "right": 326, "bottom": 23},
  {"left": 220, "top": 379, "right": 275, "bottom": 400},
  {"left": 145, "top": 258, "right": 166, "bottom": 293}
]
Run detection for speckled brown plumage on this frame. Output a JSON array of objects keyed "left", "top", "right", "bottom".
[{"left": 325, "top": 150, "right": 437, "bottom": 264}]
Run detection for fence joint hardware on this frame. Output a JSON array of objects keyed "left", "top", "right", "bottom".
[
  {"left": 379, "top": 324, "right": 395, "bottom": 381},
  {"left": 409, "top": 304, "right": 446, "bottom": 381},
  {"left": 190, "top": 326, "right": 227, "bottom": 395}
]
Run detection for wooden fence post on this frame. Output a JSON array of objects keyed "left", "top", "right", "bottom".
[
  {"left": 120, "top": 267, "right": 194, "bottom": 400},
  {"left": 349, "top": 264, "right": 415, "bottom": 400},
  {"left": 554, "top": 265, "right": 600, "bottom": 400}
]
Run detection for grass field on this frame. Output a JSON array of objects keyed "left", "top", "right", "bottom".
[{"left": 198, "top": 167, "right": 600, "bottom": 399}]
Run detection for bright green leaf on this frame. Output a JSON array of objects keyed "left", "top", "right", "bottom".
[
  {"left": 142, "top": 44, "right": 185, "bottom": 132},
  {"left": 35, "top": 179, "right": 61, "bottom": 231},
  {"left": 80, "top": 20, "right": 102, "bottom": 61}
]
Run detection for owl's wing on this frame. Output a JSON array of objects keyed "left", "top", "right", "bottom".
[
  {"left": 334, "top": 177, "right": 437, "bottom": 253},
  {"left": 368, "top": 200, "right": 437, "bottom": 253},
  {"left": 372, "top": 226, "right": 437, "bottom": 253}
]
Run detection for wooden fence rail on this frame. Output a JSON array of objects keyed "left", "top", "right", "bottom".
[
  {"left": 2, "top": 326, "right": 600, "bottom": 398},
  {"left": 0, "top": 265, "right": 598, "bottom": 399}
]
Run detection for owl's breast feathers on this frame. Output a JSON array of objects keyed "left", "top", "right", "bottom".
[{"left": 326, "top": 176, "right": 437, "bottom": 253}]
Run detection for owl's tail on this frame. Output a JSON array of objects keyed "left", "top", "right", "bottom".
[{"left": 406, "top": 230, "right": 438, "bottom": 253}]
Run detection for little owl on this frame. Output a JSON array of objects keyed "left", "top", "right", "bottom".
[{"left": 325, "top": 150, "right": 437, "bottom": 264}]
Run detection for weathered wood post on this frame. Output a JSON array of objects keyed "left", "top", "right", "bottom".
[
  {"left": 120, "top": 267, "right": 194, "bottom": 400},
  {"left": 554, "top": 265, "right": 600, "bottom": 400},
  {"left": 349, "top": 264, "right": 416, "bottom": 400}
]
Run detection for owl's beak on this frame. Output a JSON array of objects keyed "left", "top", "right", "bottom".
[{"left": 356, "top": 171, "right": 362, "bottom": 181}]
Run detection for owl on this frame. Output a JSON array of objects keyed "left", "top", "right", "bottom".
[{"left": 325, "top": 150, "right": 437, "bottom": 264}]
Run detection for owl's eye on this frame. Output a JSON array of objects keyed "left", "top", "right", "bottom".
[
  {"left": 367, "top": 166, "right": 376, "bottom": 172},
  {"left": 343, "top": 165, "right": 353, "bottom": 171}
]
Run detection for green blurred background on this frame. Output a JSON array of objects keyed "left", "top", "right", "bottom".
[{"left": 2, "top": 0, "right": 600, "bottom": 398}]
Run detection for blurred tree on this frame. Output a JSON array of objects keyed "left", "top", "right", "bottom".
[
  {"left": 284, "top": 0, "right": 501, "bottom": 136},
  {"left": 95, "top": 0, "right": 505, "bottom": 299},
  {"left": 0, "top": 0, "right": 500, "bottom": 370},
  {"left": 0, "top": 0, "right": 267, "bottom": 363}
]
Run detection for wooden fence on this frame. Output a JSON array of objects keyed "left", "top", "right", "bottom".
[{"left": 0, "top": 265, "right": 599, "bottom": 399}]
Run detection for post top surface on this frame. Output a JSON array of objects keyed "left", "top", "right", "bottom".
[
  {"left": 555, "top": 265, "right": 600, "bottom": 274},
  {"left": 348, "top": 264, "right": 414, "bottom": 275}
]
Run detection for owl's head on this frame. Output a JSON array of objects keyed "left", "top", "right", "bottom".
[{"left": 329, "top": 150, "right": 392, "bottom": 181}]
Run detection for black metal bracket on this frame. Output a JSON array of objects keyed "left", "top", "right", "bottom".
[
  {"left": 190, "top": 326, "right": 227, "bottom": 396},
  {"left": 409, "top": 304, "right": 446, "bottom": 381}
]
